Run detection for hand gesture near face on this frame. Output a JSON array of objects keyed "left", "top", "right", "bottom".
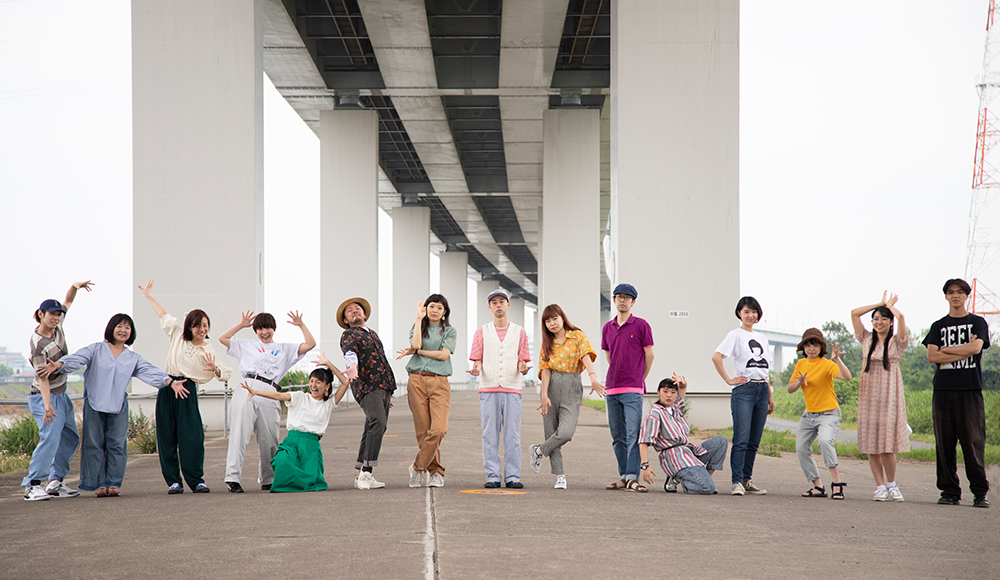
[
  {"left": 885, "top": 293, "right": 899, "bottom": 309},
  {"left": 831, "top": 344, "right": 845, "bottom": 361},
  {"left": 793, "top": 371, "right": 808, "bottom": 387},
  {"left": 415, "top": 301, "right": 426, "bottom": 321},
  {"left": 240, "top": 310, "right": 255, "bottom": 329}
]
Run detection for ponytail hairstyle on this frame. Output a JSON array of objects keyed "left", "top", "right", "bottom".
[
  {"left": 419, "top": 294, "right": 452, "bottom": 339},
  {"left": 540, "top": 304, "right": 581, "bottom": 362},
  {"left": 864, "top": 306, "right": 894, "bottom": 372},
  {"left": 309, "top": 367, "right": 335, "bottom": 400}
]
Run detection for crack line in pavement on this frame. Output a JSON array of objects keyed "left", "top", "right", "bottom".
[{"left": 424, "top": 486, "right": 440, "bottom": 580}]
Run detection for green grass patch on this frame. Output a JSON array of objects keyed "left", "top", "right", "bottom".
[
  {"left": 0, "top": 450, "right": 30, "bottom": 473},
  {"left": 581, "top": 399, "right": 606, "bottom": 412}
]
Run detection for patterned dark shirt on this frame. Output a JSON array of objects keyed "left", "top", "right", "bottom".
[{"left": 341, "top": 327, "right": 396, "bottom": 400}]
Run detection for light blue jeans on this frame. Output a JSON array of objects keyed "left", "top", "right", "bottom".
[
  {"left": 480, "top": 392, "right": 522, "bottom": 483},
  {"left": 797, "top": 407, "right": 841, "bottom": 482},
  {"left": 22, "top": 391, "right": 80, "bottom": 486},
  {"left": 80, "top": 397, "right": 130, "bottom": 491},
  {"left": 673, "top": 435, "right": 729, "bottom": 495},
  {"left": 607, "top": 392, "right": 643, "bottom": 481}
]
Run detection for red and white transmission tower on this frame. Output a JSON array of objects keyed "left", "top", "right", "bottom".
[{"left": 967, "top": 0, "right": 1000, "bottom": 319}]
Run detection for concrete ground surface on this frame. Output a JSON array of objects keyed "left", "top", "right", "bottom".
[{"left": 1, "top": 391, "right": 997, "bottom": 580}]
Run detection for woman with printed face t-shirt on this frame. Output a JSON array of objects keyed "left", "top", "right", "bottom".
[{"left": 712, "top": 296, "right": 774, "bottom": 496}]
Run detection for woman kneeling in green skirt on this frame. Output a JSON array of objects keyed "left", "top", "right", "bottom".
[{"left": 241, "top": 355, "right": 348, "bottom": 492}]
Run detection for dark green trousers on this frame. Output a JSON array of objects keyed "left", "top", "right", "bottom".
[{"left": 157, "top": 377, "right": 205, "bottom": 489}]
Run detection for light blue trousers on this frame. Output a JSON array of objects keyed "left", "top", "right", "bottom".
[
  {"left": 480, "top": 392, "right": 522, "bottom": 483},
  {"left": 22, "top": 391, "right": 80, "bottom": 486}
]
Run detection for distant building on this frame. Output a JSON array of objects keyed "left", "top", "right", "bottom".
[{"left": 0, "top": 347, "right": 29, "bottom": 374}]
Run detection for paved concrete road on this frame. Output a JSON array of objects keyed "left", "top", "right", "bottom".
[
  {"left": 765, "top": 417, "right": 934, "bottom": 450},
  {"left": 1, "top": 391, "right": 996, "bottom": 580}
]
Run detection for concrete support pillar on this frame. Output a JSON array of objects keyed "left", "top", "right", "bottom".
[
  {"left": 320, "top": 109, "right": 380, "bottom": 365},
  {"left": 476, "top": 280, "right": 500, "bottom": 329},
  {"left": 541, "top": 108, "right": 601, "bottom": 385},
  {"left": 131, "top": 0, "right": 263, "bottom": 421},
  {"left": 610, "top": 0, "right": 739, "bottom": 428},
  {"left": 772, "top": 344, "right": 783, "bottom": 373},
  {"left": 508, "top": 298, "right": 525, "bottom": 327},
  {"left": 391, "top": 206, "right": 431, "bottom": 381},
  {"left": 439, "top": 251, "right": 469, "bottom": 379}
]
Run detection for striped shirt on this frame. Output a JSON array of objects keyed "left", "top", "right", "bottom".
[
  {"left": 638, "top": 399, "right": 707, "bottom": 476},
  {"left": 30, "top": 324, "right": 69, "bottom": 395}
]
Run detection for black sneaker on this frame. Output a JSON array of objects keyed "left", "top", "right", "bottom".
[
  {"left": 505, "top": 480, "right": 524, "bottom": 489},
  {"left": 261, "top": 484, "right": 271, "bottom": 491},
  {"left": 937, "top": 495, "right": 960, "bottom": 505},
  {"left": 484, "top": 481, "right": 501, "bottom": 489},
  {"left": 227, "top": 482, "right": 244, "bottom": 493},
  {"left": 973, "top": 496, "right": 990, "bottom": 508}
]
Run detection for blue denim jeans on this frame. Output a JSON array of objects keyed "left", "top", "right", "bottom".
[
  {"left": 80, "top": 397, "right": 130, "bottom": 491},
  {"left": 674, "top": 435, "right": 729, "bottom": 494},
  {"left": 480, "top": 392, "right": 522, "bottom": 483},
  {"left": 730, "top": 381, "right": 769, "bottom": 484},
  {"left": 607, "top": 392, "right": 643, "bottom": 481},
  {"left": 22, "top": 391, "right": 80, "bottom": 486}
]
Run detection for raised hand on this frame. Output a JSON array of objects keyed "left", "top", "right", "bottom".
[
  {"left": 202, "top": 352, "right": 218, "bottom": 373},
  {"left": 885, "top": 293, "right": 899, "bottom": 308},
  {"left": 240, "top": 310, "right": 255, "bottom": 329},
  {"left": 74, "top": 280, "right": 95, "bottom": 292},
  {"left": 415, "top": 301, "right": 427, "bottom": 320},
  {"left": 881, "top": 290, "right": 888, "bottom": 306},
  {"left": 138, "top": 279, "right": 154, "bottom": 297},
  {"left": 831, "top": 344, "right": 845, "bottom": 360},
  {"left": 287, "top": 310, "right": 305, "bottom": 326},
  {"left": 672, "top": 372, "right": 687, "bottom": 390},
  {"left": 311, "top": 353, "right": 333, "bottom": 368}
]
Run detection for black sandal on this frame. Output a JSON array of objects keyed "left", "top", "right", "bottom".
[
  {"left": 831, "top": 482, "right": 846, "bottom": 500},
  {"left": 802, "top": 485, "right": 827, "bottom": 498},
  {"left": 625, "top": 479, "right": 648, "bottom": 493}
]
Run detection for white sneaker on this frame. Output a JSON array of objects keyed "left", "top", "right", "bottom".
[
  {"left": 529, "top": 444, "right": 543, "bottom": 474},
  {"left": 554, "top": 475, "right": 567, "bottom": 490},
  {"left": 665, "top": 477, "right": 678, "bottom": 493},
  {"left": 357, "top": 471, "right": 385, "bottom": 490},
  {"left": 24, "top": 485, "right": 51, "bottom": 501},
  {"left": 742, "top": 480, "right": 767, "bottom": 495},
  {"left": 888, "top": 486, "right": 904, "bottom": 502},
  {"left": 873, "top": 486, "right": 889, "bottom": 501},
  {"left": 45, "top": 480, "right": 80, "bottom": 498},
  {"left": 428, "top": 472, "right": 445, "bottom": 488},
  {"left": 408, "top": 464, "right": 425, "bottom": 488},
  {"left": 731, "top": 482, "right": 745, "bottom": 496}
]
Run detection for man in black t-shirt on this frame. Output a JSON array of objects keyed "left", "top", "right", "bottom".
[{"left": 922, "top": 278, "right": 991, "bottom": 508}]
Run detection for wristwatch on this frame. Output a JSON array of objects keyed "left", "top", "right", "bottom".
[{"left": 640, "top": 462, "right": 649, "bottom": 471}]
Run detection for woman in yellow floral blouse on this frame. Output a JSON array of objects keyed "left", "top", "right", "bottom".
[{"left": 527, "top": 304, "right": 605, "bottom": 489}]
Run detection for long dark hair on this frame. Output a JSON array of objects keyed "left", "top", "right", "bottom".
[
  {"left": 540, "top": 304, "right": 581, "bottom": 362},
  {"left": 864, "top": 306, "right": 894, "bottom": 372},
  {"left": 419, "top": 294, "right": 451, "bottom": 338}
]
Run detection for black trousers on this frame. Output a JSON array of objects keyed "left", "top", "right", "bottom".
[{"left": 932, "top": 389, "right": 990, "bottom": 498}]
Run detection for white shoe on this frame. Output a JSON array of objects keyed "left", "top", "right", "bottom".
[
  {"left": 529, "top": 444, "right": 542, "bottom": 474},
  {"left": 428, "top": 472, "right": 445, "bottom": 488},
  {"left": 408, "top": 464, "right": 425, "bottom": 488},
  {"left": 357, "top": 471, "right": 384, "bottom": 490},
  {"left": 554, "top": 475, "right": 567, "bottom": 490},
  {"left": 731, "top": 482, "right": 745, "bottom": 496},
  {"left": 45, "top": 480, "right": 80, "bottom": 498},
  {"left": 888, "top": 486, "right": 904, "bottom": 502},
  {"left": 24, "top": 485, "right": 52, "bottom": 501},
  {"left": 665, "top": 477, "right": 678, "bottom": 493},
  {"left": 873, "top": 486, "right": 889, "bottom": 501}
]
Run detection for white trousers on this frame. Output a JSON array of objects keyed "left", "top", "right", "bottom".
[{"left": 224, "top": 379, "right": 281, "bottom": 486}]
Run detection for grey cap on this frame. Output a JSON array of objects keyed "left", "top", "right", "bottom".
[{"left": 486, "top": 288, "right": 510, "bottom": 303}]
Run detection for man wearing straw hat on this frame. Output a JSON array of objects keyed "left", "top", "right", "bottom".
[{"left": 338, "top": 297, "right": 396, "bottom": 490}]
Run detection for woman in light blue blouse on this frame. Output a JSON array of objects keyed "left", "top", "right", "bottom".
[{"left": 39, "top": 313, "right": 186, "bottom": 497}]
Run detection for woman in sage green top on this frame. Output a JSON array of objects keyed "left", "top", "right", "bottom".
[{"left": 396, "top": 294, "right": 457, "bottom": 488}]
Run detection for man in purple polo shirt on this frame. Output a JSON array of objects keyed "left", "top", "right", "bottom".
[{"left": 602, "top": 283, "right": 655, "bottom": 492}]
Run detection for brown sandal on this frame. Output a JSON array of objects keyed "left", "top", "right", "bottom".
[
  {"left": 606, "top": 479, "right": 627, "bottom": 490},
  {"left": 625, "top": 479, "right": 648, "bottom": 493}
]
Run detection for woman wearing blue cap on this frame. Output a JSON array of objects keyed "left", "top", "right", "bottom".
[{"left": 22, "top": 280, "right": 94, "bottom": 501}]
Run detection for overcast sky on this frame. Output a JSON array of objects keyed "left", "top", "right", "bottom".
[{"left": 1, "top": 0, "right": 997, "bottom": 368}]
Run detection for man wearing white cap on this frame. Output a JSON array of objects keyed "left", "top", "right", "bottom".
[{"left": 469, "top": 288, "right": 532, "bottom": 488}]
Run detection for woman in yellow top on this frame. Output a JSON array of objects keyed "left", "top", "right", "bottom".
[
  {"left": 788, "top": 327, "right": 851, "bottom": 499},
  {"left": 139, "top": 280, "right": 232, "bottom": 494},
  {"left": 527, "top": 304, "right": 605, "bottom": 489}
]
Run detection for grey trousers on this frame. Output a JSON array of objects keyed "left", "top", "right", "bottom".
[
  {"left": 796, "top": 407, "right": 841, "bottom": 482},
  {"left": 539, "top": 371, "right": 584, "bottom": 475}
]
